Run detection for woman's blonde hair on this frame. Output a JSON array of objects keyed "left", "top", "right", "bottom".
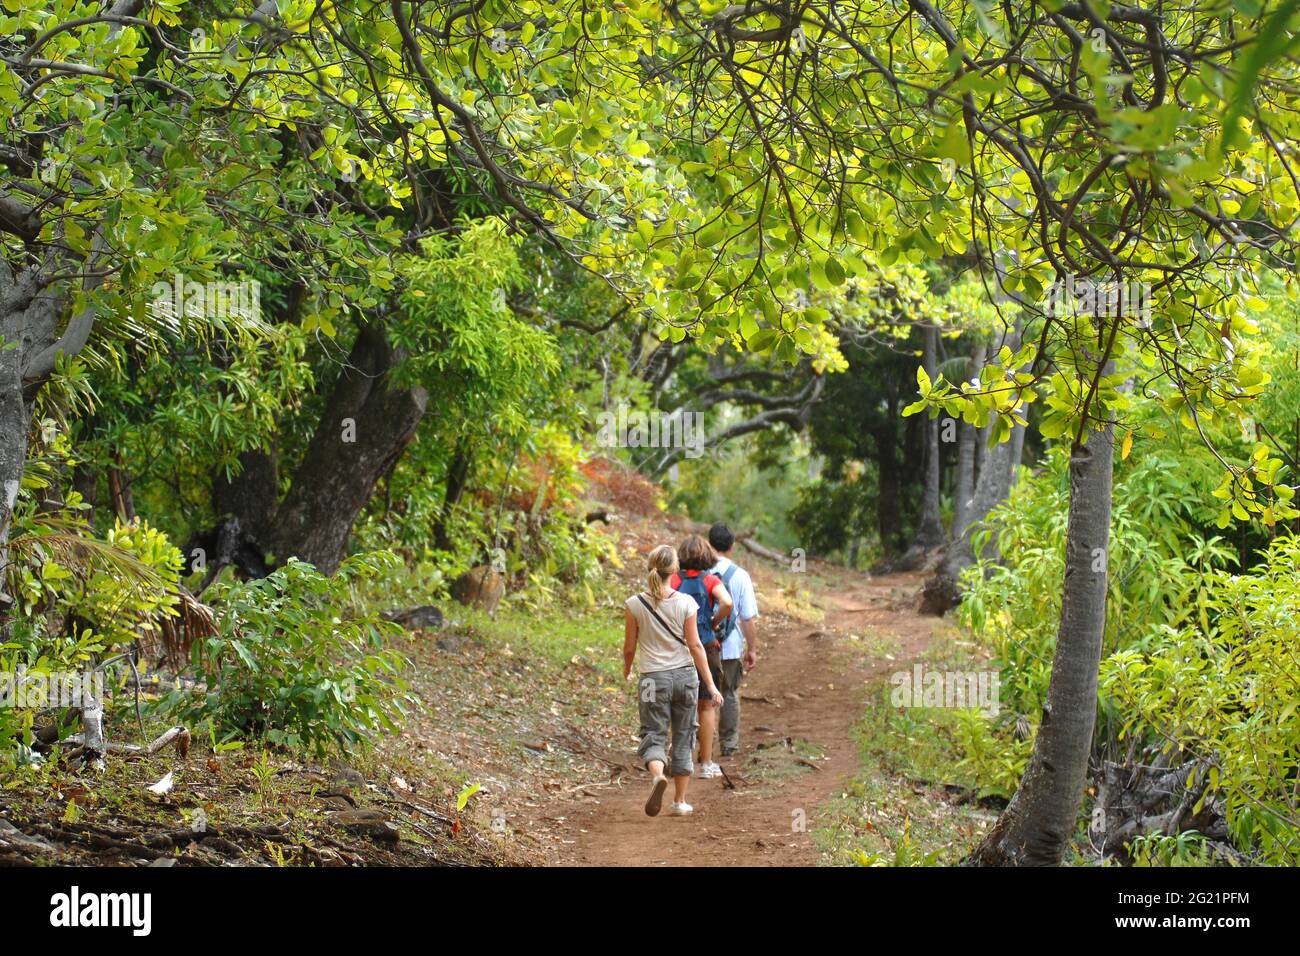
[{"left": 646, "top": 544, "right": 678, "bottom": 603}]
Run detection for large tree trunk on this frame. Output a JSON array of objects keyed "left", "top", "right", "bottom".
[
  {"left": 938, "top": 419, "right": 1023, "bottom": 579},
  {"left": 79, "top": 680, "right": 107, "bottom": 771},
  {"left": 912, "top": 324, "right": 945, "bottom": 551},
  {"left": 185, "top": 448, "right": 282, "bottom": 583},
  {"left": 974, "top": 421, "right": 988, "bottom": 481},
  {"left": 918, "top": 418, "right": 1020, "bottom": 611},
  {"left": 1008, "top": 412, "right": 1027, "bottom": 485},
  {"left": 213, "top": 448, "right": 280, "bottom": 534},
  {"left": 0, "top": 339, "right": 26, "bottom": 624},
  {"left": 936, "top": 319, "right": 1024, "bottom": 583},
  {"left": 1, "top": 180, "right": 107, "bottom": 552},
  {"left": 263, "top": 324, "right": 427, "bottom": 574},
  {"left": 951, "top": 345, "right": 986, "bottom": 538},
  {"left": 968, "top": 423, "right": 1115, "bottom": 866},
  {"left": 952, "top": 421, "right": 977, "bottom": 537}
]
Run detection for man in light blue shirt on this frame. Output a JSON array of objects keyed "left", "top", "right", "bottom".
[{"left": 708, "top": 523, "right": 760, "bottom": 756}]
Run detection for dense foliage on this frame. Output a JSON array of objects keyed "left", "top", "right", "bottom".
[
  {"left": 4, "top": 0, "right": 1300, "bottom": 868},
  {"left": 960, "top": 345, "right": 1300, "bottom": 861},
  {"left": 155, "top": 552, "right": 411, "bottom": 756}
]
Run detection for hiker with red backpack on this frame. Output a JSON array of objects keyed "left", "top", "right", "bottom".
[
  {"left": 623, "top": 544, "right": 724, "bottom": 817},
  {"left": 670, "top": 534, "right": 735, "bottom": 781}
]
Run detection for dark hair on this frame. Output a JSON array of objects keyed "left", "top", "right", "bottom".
[
  {"left": 677, "top": 534, "right": 717, "bottom": 572},
  {"left": 708, "top": 522, "right": 735, "bottom": 554}
]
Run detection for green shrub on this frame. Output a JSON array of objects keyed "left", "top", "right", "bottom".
[
  {"left": 1102, "top": 535, "right": 1300, "bottom": 865},
  {"left": 960, "top": 444, "right": 1224, "bottom": 722},
  {"left": 956, "top": 404, "right": 1300, "bottom": 862},
  {"left": 1128, "top": 832, "right": 1222, "bottom": 867},
  {"left": 950, "top": 709, "right": 1033, "bottom": 801},
  {"left": 2, "top": 504, "right": 182, "bottom": 762},
  {"left": 953, "top": 435, "right": 1238, "bottom": 791},
  {"left": 156, "top": 552, "right": 412, "bottom": 756}
]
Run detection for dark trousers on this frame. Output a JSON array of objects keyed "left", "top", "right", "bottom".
[{"left": 720, "top": 659, "right": 744, "bottom": 753}]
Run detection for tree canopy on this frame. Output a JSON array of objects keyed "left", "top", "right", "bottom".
[{"left": 5, "top": 0, "right": 1300, "bottom": 871}]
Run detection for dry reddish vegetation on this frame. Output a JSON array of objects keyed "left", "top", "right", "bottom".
[{"left": 580, "top": 456, "right": 664, "bottom": 516}]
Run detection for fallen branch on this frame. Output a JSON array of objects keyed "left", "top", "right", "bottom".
[
  {"left": 738, "top": 534, "right": 786, "bottom": 563},
  {"left": 59, "top": 725, "right": 190, "bottom": 759},
  {"left": 672, "top": 517, "right": 787, "bottom": 564},
  {"left": 381, "top": 798, "right": 456, "bottom": 829}
]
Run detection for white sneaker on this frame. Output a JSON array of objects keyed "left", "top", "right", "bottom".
[
  {"left": 698, "top": 761, "right": 722, "bottom": 779},
  {"left": 669, "top": 801, "right": 694, "bottom": 816}
]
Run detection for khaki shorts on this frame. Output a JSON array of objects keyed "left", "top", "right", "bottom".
[{"left": 697, "top": 643, "right": 725, "bottom": 701}]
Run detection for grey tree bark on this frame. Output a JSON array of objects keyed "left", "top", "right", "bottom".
[
  {"left": 968, "top": 421, "right": 1115, "bottom": 866},
  {"left": 0, "top": 219, "right": 106, "bottom": 551},
  {"left": 936, "top": 318, "right": 1024, "bottom": 582},
  {"left": 79, "top": 683, "right": 107, "bottom": 771},
  {"left": 913, "top": 323, "right": 945, "bottom": 550},
  {"left": 952, "top": 430, "right": 976, "bottom": 537},
  {"left": 188, "top": 321, "right": 432, "bottom": 579},
  {"left": 939, "top": 420, "right": 1023, "bottom": 579},
  {"left": 2, "top": 251, "right": 102, "bottom": 620},
  {"left": 0, "top": 331, "right": 25, "bottom": 621},
  {"left": 213, "top": 449, "right": 280, "bottom": 534},
  {"left": 0, "top": 6, "right": 140, "bottom": 558},
  {"left": 951, "top": 344, "right": 986, "bottom": 539},
  {"left": 1008, "top": 412, "right": 1027, "bottom": 485}
]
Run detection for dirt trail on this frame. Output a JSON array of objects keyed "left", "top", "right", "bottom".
[{"left": 551, "top": 566, "right": 940, "bottom": 867}]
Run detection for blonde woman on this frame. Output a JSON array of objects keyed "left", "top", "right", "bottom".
[{"left": 624, "top": 545, "right": 725, "bottom": 817}]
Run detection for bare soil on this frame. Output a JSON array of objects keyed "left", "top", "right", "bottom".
[{"left": 536, "top": 551, "right": 940, "bottom": 867}]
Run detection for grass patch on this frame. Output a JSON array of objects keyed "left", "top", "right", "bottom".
[
  {"left": 813, "top": 629, "right": 998, "bottom": 866},
  {"left": 741, "top": 737, "right": 826, "bottom": 794},
  {"left": 457, "top": 603, "right": 626, "bottom": 681}
]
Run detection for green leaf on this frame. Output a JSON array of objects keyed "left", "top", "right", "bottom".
[
  {"left": 457, "top": 782, "right": 482, "bottom": 811},
  {"left": 697, "top": 220, "right": 726, "bottom": 248}
]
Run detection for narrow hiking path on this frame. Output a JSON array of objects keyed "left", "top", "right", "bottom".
[
  {"left": 549, "top": 565, "right": 941, "bottom": 867},
  {"left": 0, "top": 540, "right": 951, "bottom": 868},
  {"left": 377, "top": 504, "right": 957, "bottom": 867}
]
